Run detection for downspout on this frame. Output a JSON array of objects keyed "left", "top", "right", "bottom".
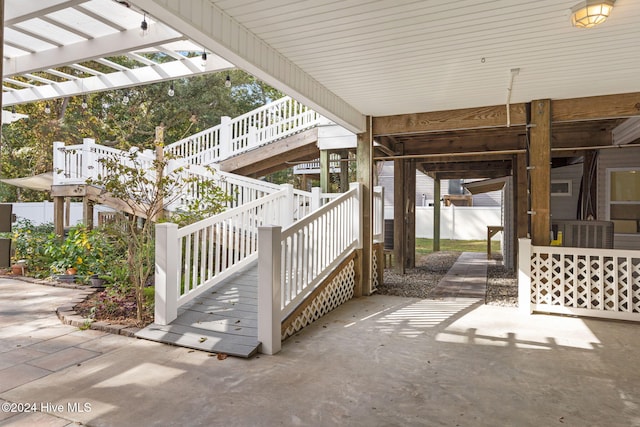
[{"left": 506, "top": 68, "right": 520, "bottom": 127}]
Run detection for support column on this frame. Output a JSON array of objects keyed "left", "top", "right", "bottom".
[
  {"left": 320, "top": 150, "right": 330, "bottom": 193},
  {"left": 513, "top": 153, "right": 528, "bottom": 267},
  {"left": 339, "top": 150, "right": 349, "bottom": 193},
  {"left": 356, "top": 117, "right": 373, "bottom": 296},
  {"left": 393, "top": 158, "right": 406, "bottom": 273},
  {"left": 405, "top": 159, "right": 416, "bottom": 268},
  {"left": 83, "top": 199, "right": 94, "bottom": 230},
  {"left": 54, "top": 196, "right": 64, "bottom": 237},
  {"left": 64, "top": 197, "right": 71, "bottom": 228},
  {"left": 529, "top": 99, "right": 551, "bottom": 246},
  {"left": 433, "top": 175, "right": 441, "bottom": 252}
]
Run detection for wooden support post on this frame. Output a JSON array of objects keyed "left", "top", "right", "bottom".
[
  {"left": 513, "top": 153, "right": 528, "bottom": 266},
  {"left": 405, "top": 159, "right": 416, "bottom": 268},
  {"left": 320, "top": 150, "right": 330, "bottom": 193},
  {"left": 64, "top": 197, "right": 71, "bottom": 228},
  {"left": 433, "top": 175, "right": 441, "bottom": 252},
  {"left": 83, "top": 198, "right": 94, "bottom": 230},
  {"left": 258, "top": 226, "right": 282, "bottom": 355},
  {"left": 393, "top": 158, "right": 405, "bottom": 273},
  {"left": 53, "top": 196, "right": 64, "bottom": 237},
  {"left": 339, "top": 150, "right": 349, "bottom": 193},
  {"left": 529, "top": 99, "right": 551, "bottom": 246},
  {"left": 356, "top": 117, "right": 373, "bottom": 296}
]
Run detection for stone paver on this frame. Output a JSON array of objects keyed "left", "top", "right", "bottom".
[
  {"left": 27, "top": 347, "right": 100, "bottom": 372},
  {"left": 1, "top": 273, "right": 639, "bottom": 426},
  {"left": 430, "top": 251, "right": 488, "bottom": 299}
]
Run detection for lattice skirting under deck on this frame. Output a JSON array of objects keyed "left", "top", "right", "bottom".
[
  {"left": 530, "top": 251, "right": 640, "bottom": 320},
  {"left": 281, "top": 259, "right": 355, "bottom": 340}
]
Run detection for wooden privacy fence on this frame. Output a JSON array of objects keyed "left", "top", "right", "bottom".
[{"left": 518, "top": 238, "right": 640, "bottom": 322}]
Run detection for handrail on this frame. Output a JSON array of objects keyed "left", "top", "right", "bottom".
[
  {"left": 155, "top": 189, "right": 292, "bottom": 324},
  {"left": 163, "top": 96, "right": 322, "bottom": 166}
]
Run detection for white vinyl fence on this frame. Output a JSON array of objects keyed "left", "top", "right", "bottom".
[
  {"left": 10, "top": 202, "right": 114, "bottom": 226},
  {"left": 385, "top": 205, "right": 502, "bottom": 240}
]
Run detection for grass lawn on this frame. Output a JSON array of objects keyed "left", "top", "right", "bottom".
[{"left": 415, "top": 238, "right": 501, "bottom": 256}]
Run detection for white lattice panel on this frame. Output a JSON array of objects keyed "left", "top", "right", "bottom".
[
  {"left": 282, "top": 260, "right": 355, "bottom": 339},
  {"left": 529, "top": 245, "right": 640, "bottom": 321},
  {"left": 372, "top": 249, "right": 379, "bottom": 291}
]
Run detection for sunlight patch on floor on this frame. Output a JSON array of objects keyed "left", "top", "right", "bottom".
[
  {"left": 93, "top": 363, "right": 184, "bottom": 388},
  {"left": 374, "top": 299, "right": 479, "bottom": 337}
]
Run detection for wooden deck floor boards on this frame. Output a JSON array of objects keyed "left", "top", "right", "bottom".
[{"left": 136, "top": 263, "right": 260, "bottom": 358}]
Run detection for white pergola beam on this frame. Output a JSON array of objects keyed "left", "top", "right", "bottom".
[
  {"left": 3, "top": 25, "right": 184, "bottom": 77},
  {"left": 129, "top": 0, "right": 365, "bottom": 133},
  {"left": 3, "top": 55, "right": 234, "bottom": 106},
  {"left": 3, "top": 0, "right": 89, "bottom": 26}
]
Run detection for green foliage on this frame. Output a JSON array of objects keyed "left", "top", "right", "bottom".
[
  {"left": 85, "top": 144, "right": 232, "bottom": 321},
  {"left": 8, "top": 220, "right": 55, "bottom": 278},
  {"left": 0, "top": 69, "right": 283, "bottom": 202}
]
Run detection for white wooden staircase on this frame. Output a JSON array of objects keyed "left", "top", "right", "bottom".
[{"left": 52, "top": 97, "right": 382, "bottom": 357}]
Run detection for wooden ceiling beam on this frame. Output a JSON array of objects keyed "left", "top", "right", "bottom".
[
  {"left": 372, "top": 92, "right": 640, "bottom": 137},
  {"left": 373, "top": 104, "right": 527, "bottom": 136},
  {"left": 431, "top": 170, "right": 512, "bottom": 180},
  {"left": 420, "top": 160, "right": 512, "bottom": 172}
]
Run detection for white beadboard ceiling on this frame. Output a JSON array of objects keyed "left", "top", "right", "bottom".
[
  {"left": 4, "top": 0, "right": 640, "bottom": 130},
  {"left": 209, "top": 0, "right": 640, "bottom": 118}
]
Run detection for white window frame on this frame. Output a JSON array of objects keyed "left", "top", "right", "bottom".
[
  {"left": 550, "top": 180, "right": 572, "bottom": 197},
  {"left": 606, "top": 167, "right": 640, "bottom": 235}
]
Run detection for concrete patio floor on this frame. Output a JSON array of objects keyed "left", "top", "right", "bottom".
[{"left": 1, "top": 277, "right": 639, "bottom": 426}]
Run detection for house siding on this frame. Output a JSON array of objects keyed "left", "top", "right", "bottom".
[{"left": 598, "top": 147, "right": 640, "bottom": 250}]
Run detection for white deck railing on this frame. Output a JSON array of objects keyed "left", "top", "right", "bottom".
[
  {"left": 258, "top": 183, "right": 364, "bottom": 354},
  {"left": 518, "top": 238, "right": 640, "bottom": 322},
  {"left": 164, "top": 96, "right": 321, "bottom": 166},
  {"left": 54, "top": 97, "right": 323, "bottom": 189},
  {"left": 155, "top": 186, "right": 305, "bottom": 325}
]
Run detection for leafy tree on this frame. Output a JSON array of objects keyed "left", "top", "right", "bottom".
[
  {"left": 1, "top": 69, "right": 283, "bottom": 201},
  {"left": 86, "top": 146, "right": 232, "bottom": 322}
]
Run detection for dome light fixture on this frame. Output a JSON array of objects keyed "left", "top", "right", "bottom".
[
  {"left": 225, "top": 75, "right": 232, "bottom": 88},
  {"left": 571, "top": 0, "right": 615, "bottom": 28},
  {"left": 168, "top": 83, "right": 175, "bottom": 97}
]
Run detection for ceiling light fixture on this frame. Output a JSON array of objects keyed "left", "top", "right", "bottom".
[
  {"left": 570, "top": 0, "right": 615, "bottom": 28},
  {"left": 168, "top": 83, "right": 175, "bottom": 97},
  {"left": 225, "top": 75, "right": 231, "bottom": 88},
  {"left": 140, "top": 13, "right": 149, "bottom": 35}
]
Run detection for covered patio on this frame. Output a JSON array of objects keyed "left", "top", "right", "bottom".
[{"left": 1, "top": 276, "right": 639, "bottom": 426}]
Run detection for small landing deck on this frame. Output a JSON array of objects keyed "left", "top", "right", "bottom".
[{"left": 136, "top": 264, "right": 260, "bottom": 358}]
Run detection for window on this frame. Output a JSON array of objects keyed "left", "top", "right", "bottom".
[
  {"left": 551, "top": 180, "right": 572, "bottom": 196},
  {"left": 607, "top": 168, "right": 640, "bottom": 234}
]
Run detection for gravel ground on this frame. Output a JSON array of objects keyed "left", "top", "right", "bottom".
[{"left": 378, "top": 251, "right": 518, "bottom": 306}]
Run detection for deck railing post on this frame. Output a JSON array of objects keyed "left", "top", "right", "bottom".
[
  {"left": 258, "top": 226, "right": 282, "bottom": 355},
  {"left": 311, "top": 187, "right": 321, "bottom": 211},
  {"left": 351, "top": 182, "right": 363, "bottom": 248},
  {"left": 155, "top": 222, "right": 179, "bottom": 325},
  {"left": 280, "top": 184, "right": 295, "bottom": 227},
  {"left": 219, "top": 116, "right": 231, "bottom": 160},
  {"left": 81, "top": 138, "right": 95, "bottom": 180},
  {"left": 52, "top": 141, "right": 65, "bottom": 185},
  {"left": 518, "top": 238, "right": 533, "bottom": 314}
]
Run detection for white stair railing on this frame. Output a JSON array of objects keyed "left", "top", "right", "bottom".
[
  {"left": 155, "top": 185, "right": 306, "bottom": 325},
  {"left": 164, "top": 96, "right": 322, "bottom": 165},
  {"left": 258, "top": 183, "right": 363, "bottom": 354}
]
